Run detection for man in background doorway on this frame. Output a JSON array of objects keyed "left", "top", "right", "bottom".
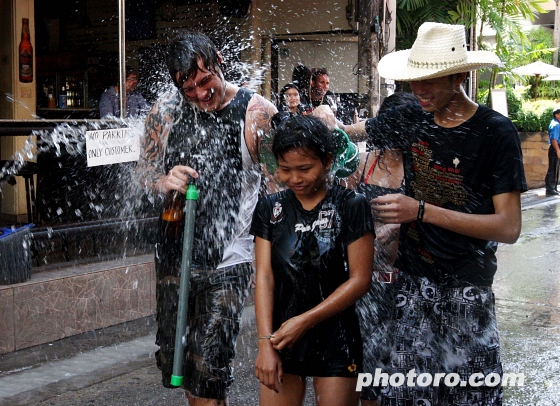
[
  {"left": 545, "top": 107, "right": 560, "bottom": 196},
  {"left": 99, "top": 66, "right": 149, "bottom": 118}
]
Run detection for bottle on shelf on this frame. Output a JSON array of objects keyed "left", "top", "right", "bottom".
[
  {"left": 48, "top": 92, "right": 55, "bottom": 108},
  {"left": 59, "top": 85, "right": 68, "bottom": 108},
  {"left": 19, "top": 18, "right": 33, "bottom": 83}
]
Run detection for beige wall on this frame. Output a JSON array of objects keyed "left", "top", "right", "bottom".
[
  {"left": 251, "top": 0, "right": 364, "bottom": 95},
  {"left": 252, "top": 0, "right": 350, "bottom": 34}
]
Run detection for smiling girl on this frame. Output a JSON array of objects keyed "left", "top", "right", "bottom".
[{"left": 250, "top": 114, "right": 374, "bottom": 406}]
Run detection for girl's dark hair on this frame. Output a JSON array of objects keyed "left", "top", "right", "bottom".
[
  {"left": 378, "top": 92, "right": 418, "bottom": 115},
  {"left": 272, "top": 114, "right": 334, "bottom": 164},
  {"left": 166, "top": 30, "right": 222, "bottom": 88},
  {"left": 292, "top": 64, "right": 311, "bottom": 92}
]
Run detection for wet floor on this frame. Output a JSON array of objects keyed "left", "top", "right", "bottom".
[
  {"left": 494, "top": 193, "right": 560, "bottom": 405},
  {"left": 1, "top": 189, "right": 559, "bottom": 405}
]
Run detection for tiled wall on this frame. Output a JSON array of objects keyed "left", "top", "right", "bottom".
[
  {"left": 0, "top": 255, "right": 155, "bottom": 355},
  {"left": 520, "top": 131, "right": 550, "bottom": 190}
]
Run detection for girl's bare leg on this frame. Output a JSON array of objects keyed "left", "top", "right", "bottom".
[
  {"left": 314, "top": 377, "right": 360, "bottom": 406},
  {"left": 259, "top": 373, "right": 306, "bottom": 406}
]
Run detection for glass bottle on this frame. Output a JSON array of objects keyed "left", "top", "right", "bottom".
[
  {"left": 19, "top": 18, "right": 33, "bottom": 83},
  {"left": 59, "top": 85, "right": 68, "bottom": 108},
  {"left": 48, "top": 93, "right": 55, "bottom": 108},
  {"left": 161, "top": 190, "right": 185, "bottom": 240}
]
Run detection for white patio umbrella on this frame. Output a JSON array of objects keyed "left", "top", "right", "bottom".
[{"left": 512, "top": 61, "right": 560, "bottom": 100}]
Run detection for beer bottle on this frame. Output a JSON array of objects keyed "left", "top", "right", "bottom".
[
  {"left": 161, "top": 190, "right": 185, "bottom": 240},
  {"left": 19, "top": 18, "right": 33, "bottom": 83},
  {"left": 48, "top": 91, "right": 55, "bottom": 108}
]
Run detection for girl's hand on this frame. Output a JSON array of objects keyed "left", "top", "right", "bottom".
[
  {"left": 255, "top": 343, "right": 283, "bottom": 393},
  {"left": 270, "top": 315, "right": 310, "bottom": 350}
]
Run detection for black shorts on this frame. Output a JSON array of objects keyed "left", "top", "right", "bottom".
[
  {"left": 155, "top": 262, "right": 252, "bottom": 400},
  {"left": 281, "top": 352, "right": 361, "bottom": 378},
  {"left": 279, "top": 312, "right": 363, "bottom": 378}
]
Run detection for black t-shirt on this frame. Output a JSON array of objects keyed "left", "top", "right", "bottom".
[
  {"left": 365, "top": 103, "right": 527, "bottom": 285},
  {"left": 250, "top": 184, "right": 374, "bottom": 361},
  {"left": 301, "top": 89, "right": 337, "bottom": 110}
]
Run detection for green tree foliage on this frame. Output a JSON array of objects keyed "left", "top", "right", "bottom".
[
  {"left": 504, "top": 27, "right": 558, "bottom": 100},
  {"left": 395, "top": 0, "right": 458, "bottom": 49},
  {"left": 448, "top": 0, "right": 548, "bottom": 97},
  {"left": 514, "top": 103, "right": 555, "bottom": 132}
]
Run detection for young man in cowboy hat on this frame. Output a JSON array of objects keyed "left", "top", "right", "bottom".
[{"left": 334, "top": 22, "right": 527, "bottom": 406}]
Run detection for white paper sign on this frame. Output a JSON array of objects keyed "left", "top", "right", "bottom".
[
  {"left": 85, "top": 128, "right": 140, "bottom": 167},
  {"left": 490, "top": 89, "right": 508, "bottom": 117}
]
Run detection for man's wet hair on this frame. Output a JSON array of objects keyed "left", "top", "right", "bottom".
[
  {"left": 311, "top": 68, "right": 329, "bottom": 83},
  {"left": 272, "top": 114, "right": 334, "bottom": 165},
  {"left": 167, "top": 30, "right": 222, "bottom": 88},
  {"left": 125, "top": 65, "right": 137, "bottom": 79}
]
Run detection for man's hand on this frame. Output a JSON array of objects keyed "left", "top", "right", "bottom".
[
  {"left": 371, "top": 193, "right": 420, "bottom": 224},
  {"left": 157, "top": 165, "right": 199, "bottom": 194}
]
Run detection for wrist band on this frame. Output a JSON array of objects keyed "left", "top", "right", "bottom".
[
  {"left": 258, "top": 335, "right": 274, "bottom": 340},
  {"left": 417, "top": 200, "right": 425, "bottom": 222}
]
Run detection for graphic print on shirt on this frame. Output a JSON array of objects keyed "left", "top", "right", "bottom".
[
  {"left": 271, "top": 201, "right": 284, "bottom": 224},
  {"left": 294, "top": 204, "right": 338, "bottom": 244},
  {"left": 410, "top": 139, "right": 468, "bottom": 207}
]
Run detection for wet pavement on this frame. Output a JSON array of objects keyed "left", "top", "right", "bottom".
[{"left": 1, "top": 188, "right": 560, "bottom": 405}]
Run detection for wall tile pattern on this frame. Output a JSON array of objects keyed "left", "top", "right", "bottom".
[{"left": 0, "top": 255, "right": 155, "bottom": 354}]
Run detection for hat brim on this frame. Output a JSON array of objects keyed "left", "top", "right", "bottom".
[{"left": 378, "top": 49, "right": 502, "bottom": 81}]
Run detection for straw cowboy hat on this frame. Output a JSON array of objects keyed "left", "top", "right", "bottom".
[{"left": 378, "top": 22, "right": 502, "bottom": 81}]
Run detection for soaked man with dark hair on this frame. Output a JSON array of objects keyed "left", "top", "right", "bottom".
[
  {"left": 309, "top": 68, "right": 338, "bottom": 113},
  {"left": 137, "top": 30, "right": 277, "bottom": 406}
]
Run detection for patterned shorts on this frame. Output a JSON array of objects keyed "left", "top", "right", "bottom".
[
  {"left": 379, "top": 272, "right": 503, "bottom": 406},
  {"left": 155, "top": 261, "right": 252, "bottom": 400}
]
